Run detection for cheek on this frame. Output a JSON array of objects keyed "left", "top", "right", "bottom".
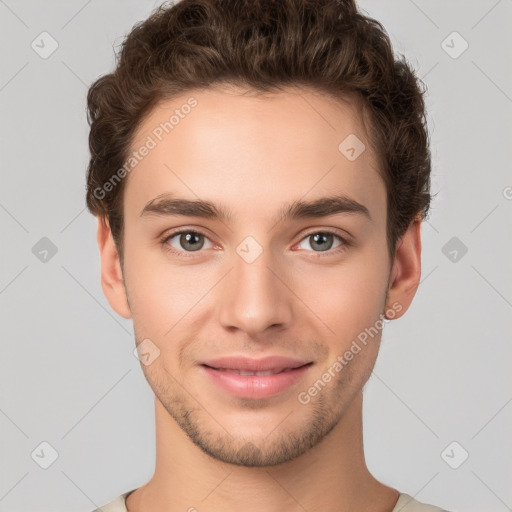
[
  {"left": 290, "top": 248, "right": 389, "bottom": 347},
  {"left": 122, "top": 237, "right": 182, "bottom": 336},
  {"left": 127, "top": 273, "right": 197, "bottom": 338},
  {"left": 123, "top": 240, "right": 221, "bottom": 342}
]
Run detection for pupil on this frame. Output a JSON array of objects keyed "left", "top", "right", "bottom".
[
  {"left": 182, "top": 232, "right": 203, "bottom": 251},
  {"left": 312, "top": 233, "right": 332, "bottom": 251}
]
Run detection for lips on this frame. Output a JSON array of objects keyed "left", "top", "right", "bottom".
[
  {"left": 211, "top": 368, "right": 296, "bottom": 376},
  {"left": 201, "top": 355, "right": 311, "bottom": 373},
  {"left": 200, "top": 355, "right": 313, "bottom": 399}
]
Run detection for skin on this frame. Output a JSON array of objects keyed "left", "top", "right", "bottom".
[{"left": 97, "top": 85, "right": 422, "bottom": 512}]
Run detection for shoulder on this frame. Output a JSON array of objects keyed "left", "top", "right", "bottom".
[
  {"left": 91, "top": 490, "right": 453, "bottom": 512},
  {"left": 90, "top": 489, "right": 134, "bottom": 512},
  {"left": 393, "top": 493, "right": 452, "bottom": 512}
]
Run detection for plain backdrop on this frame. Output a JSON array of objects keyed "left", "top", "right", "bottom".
[{"left": 0, "top": 1, "right": 511, "bottom": 511}]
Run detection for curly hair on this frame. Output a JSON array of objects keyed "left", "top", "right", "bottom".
[{"left": 85, "top": 0, "right": 431, "bottom": 261}]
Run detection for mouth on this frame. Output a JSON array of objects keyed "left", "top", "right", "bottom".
[
  {"left": 200, "top": 360, "right": 313, "bottom": 399},
  {"left": 202, "top": 364, "right": 311, "bottom": 376}
]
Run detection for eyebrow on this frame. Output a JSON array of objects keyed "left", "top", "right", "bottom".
[{"left": 140, "top": 193, "right": 371, "bottom": 223}]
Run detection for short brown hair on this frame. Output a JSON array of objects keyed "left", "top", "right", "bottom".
[{"left": 85, "top": 0, "right": 431, "bottom": 261}]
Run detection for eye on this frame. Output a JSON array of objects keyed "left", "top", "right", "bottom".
[
  {"left": 296, "top": 231, "right": 347, "bottom": 254},
  {"left": 160, "top": 228, "right": 350, "bottom": 258},
  {"left": 163, "top": 230, "right": 214, "bottom": 254}
]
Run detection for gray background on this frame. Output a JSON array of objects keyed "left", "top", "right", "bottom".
[{"left": 0, "top": 1, "right": 511, "bottom": 511}]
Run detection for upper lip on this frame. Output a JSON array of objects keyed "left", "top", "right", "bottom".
[{"left": 201, "top": 355, "right": 312, "bottom": 372}]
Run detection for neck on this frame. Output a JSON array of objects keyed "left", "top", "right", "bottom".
[{"left": 126, "top": 392, "right": 399, "bottom": 512}]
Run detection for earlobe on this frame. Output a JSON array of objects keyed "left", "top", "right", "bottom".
[
  {"left": 96, "top": 216, "right": 132, "bottom": 319},
  {"left": 385, "top": 218, "right": 422, "bottom": 320}
]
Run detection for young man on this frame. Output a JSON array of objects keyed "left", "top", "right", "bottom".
[{"left": 86, "top": 0, "right": 450, "bottom": 510}]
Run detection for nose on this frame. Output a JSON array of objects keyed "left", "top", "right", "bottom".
[{"left": 217, "top": 247, "right": 293, "bottom": 336}]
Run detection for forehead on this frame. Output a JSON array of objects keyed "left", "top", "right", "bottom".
[{"left": 124, "top": 85, "right": 385, "bottom": 225}]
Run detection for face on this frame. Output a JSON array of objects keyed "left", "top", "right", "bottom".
[{"left": 99, "top": 85, "right": 416, "bottom": 467}]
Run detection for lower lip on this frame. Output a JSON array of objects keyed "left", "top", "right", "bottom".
[{"left": 201, "top": 364, "right": 312, "bottom": 399}]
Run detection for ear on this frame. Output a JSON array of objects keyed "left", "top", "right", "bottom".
[
  {"left": 96, "top": 216, "right": 132, "bottom": 319},
  {"left": 385, "top": 218, "right": 422, "bottom": 320}
]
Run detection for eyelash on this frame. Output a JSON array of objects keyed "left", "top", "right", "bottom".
[{"left": 159, "top": 228, "right": 351, "bottom": 259}]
